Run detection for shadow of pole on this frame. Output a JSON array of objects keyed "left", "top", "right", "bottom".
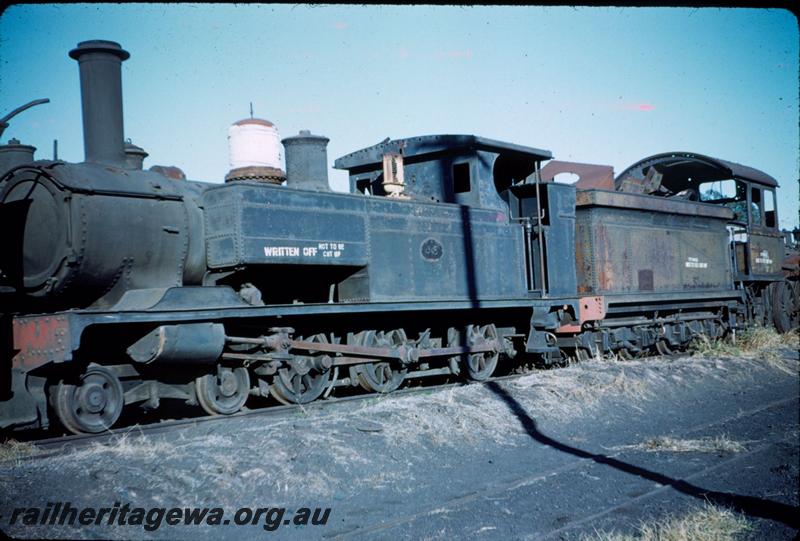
[
  {"left": 459, "top": 204, "right": 479, "bottom": 311},
  {"left": 486, "top": 380, "right": 799, "bottom": 529},
  {"left": 451, "top": 149, "right": 480, "bottom": 370},
  {"left": 458, "top": 203, "right": 483, "bottom": 374},
  {"left": 443, "top": 144, "right": 796, "bottom": 529}
]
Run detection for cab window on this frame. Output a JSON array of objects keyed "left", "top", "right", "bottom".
[
  {"left": 764, "top": 189, "right": 777, "bottom": 228},
  {"left": 699, "top": 179, "right": 737, "bottom": 201},
  {"left": 698, "top": 179, "right": 748, "bottom": 223},
  {"left": 750, "top": 186, "right": 762, "bottom": 226}
]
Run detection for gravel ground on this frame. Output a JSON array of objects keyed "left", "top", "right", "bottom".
[{"left": 1, "top": 345, "right": 797, "bottom": 540}]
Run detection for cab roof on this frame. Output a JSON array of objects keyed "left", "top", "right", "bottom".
[{"left": 616, "top": 151, "right": 778, "bottom": 189}]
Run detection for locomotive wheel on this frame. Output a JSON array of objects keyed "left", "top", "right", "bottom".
[
  {"left": 271, "top": 334, "right": 332, "bottom": 404},
  {"left": 574, "top": 348, "right": 592, "bottom": 363},
  {"left": 195, "top": 366, "right": 250, "bottom": 415},
  {"left": 50, "top": 364, "right": 124, "bottom": 434},
  {"left": 463, "top": 325, "right": 499, "bottom": 381},
  {"left": 357, "top": 329, "right": 408, "bottom": 393},
  {"left": 772, "top": 280, "right": 799, "bottom": 333}
]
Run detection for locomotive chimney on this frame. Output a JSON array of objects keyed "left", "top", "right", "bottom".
[
  {"left": 69, "top": 40, "right": 129, "bottom": 167},
  {"left": 282, "top": 130, "right": 330, "bottom": 191}
]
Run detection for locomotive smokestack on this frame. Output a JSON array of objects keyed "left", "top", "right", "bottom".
[
  {"left": 69, "top": 40, "right": 130, "bottom": 167},
  {"left": 282, "top": 130, "right": 330, "bottom": 191}
]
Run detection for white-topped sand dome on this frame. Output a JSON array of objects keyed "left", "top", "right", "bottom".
[{"left": 225, "top": 117, "right": 286, "bottom": 183}]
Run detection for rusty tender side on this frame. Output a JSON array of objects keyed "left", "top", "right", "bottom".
[{"left": 0, "top": 40, "right": 796, "bottom": 435}]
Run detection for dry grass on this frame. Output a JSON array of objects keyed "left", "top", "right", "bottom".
[
  {"left": 0, "top": 438, "right": 40, "bottom": 463},
  {"left": 63, "top": 431, "right": 189, "bottom": 463},
  {"left": 511, "top": 362, "right": 655, "bottom": 417},
  {"left": 736, "top": 325, "right": 798, "bottom": 352},
  {"left": 235, "top": 428, "right": 398, "bottom": 497},
  {"left": 781, "top": 330, "right": 800, "bottom": 349},
  {"left": 612, "top": 435, "right": 745, "bottom": 455},
  {"left": 352, "top": 360, "right": 659, "bottom": 450},
  {"left": 690, "top": 327, "right": 798, "bottom": 374},
  {"left": 582, "top": 503, "right": 752, "bottom": 541},
  {"left": 689, "top": 334, "right": 741, "bottom": 358},
  {"left": 359, "top": 385, "right": 524, "bottom": 448}
]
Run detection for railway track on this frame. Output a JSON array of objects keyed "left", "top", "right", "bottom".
[
  {"left": 333, "top": 395, "right": 799, "bottom": 539},
  {"left": 4, "top": 339, "right": 794, "bottom": 541},
  {"left": 25, "top": 370, "right": 534, "bottom": 455},
  {"left": 8, "top": 346, "right": 688, "bottom": 456}
]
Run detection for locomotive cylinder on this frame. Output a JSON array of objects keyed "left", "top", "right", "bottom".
[
  {"left": 69, "top": 40, "right": 129, "bottom": 167},
  {"left": 282, "top": 130, "right": 330, "bottom": 191}
]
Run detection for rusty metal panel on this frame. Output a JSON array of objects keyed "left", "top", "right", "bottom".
[
  {"left": 735, "top": 243, "right": 747, "bottom": 275},
  {"left": 540, "top": 160, "right": 615, "bottom": 190},
  {"left": 575, "top": 202, "right": 732, "bottom": 295},
  {"left": 576, "top": 189, "right": 733, "bottom": 220},
  {"left": 579, "top": 296, "right": 606, "bottom": 323},
  {"left": 555, "top": 296, "right": 605, "bottom": 333},
  {"left": 782, "top": 250, "right": 800, "bottom": 277},
  {"left": 12, "top": 315, "right": 71, "bottom": 372},
  {"left": 748, "top": 233, "right": 783, "bottom": 276}
]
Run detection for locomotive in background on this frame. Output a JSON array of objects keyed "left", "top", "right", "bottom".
[{"left": 1, "top": 40, "right": 797, "bottom": 435}]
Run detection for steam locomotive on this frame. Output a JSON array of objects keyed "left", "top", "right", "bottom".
[{"left": 1, "top": 40, "right": 796, "bottom": 435}]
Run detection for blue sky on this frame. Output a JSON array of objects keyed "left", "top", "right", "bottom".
[{"left": 1, "top": 4, "right": 797, "bottom": 228}]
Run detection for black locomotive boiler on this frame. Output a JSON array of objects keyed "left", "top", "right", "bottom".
[{"left": 1, "top": 40, "right": 796, "bottom": 434}]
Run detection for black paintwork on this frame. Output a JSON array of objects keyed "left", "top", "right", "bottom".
[{"left": 0, "top": 39, "right": 790, "bottom": 432}]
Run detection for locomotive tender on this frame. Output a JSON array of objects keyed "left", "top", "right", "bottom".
[{"left": 1, "top": 40, "right": 796, "bottom": 434}]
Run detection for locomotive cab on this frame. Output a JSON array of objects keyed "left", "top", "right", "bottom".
[
  {"left": 615, "top": 152, "right": 784, "bottom": 281},
  {"left": 335, "top": 134, "right": 577, "bottom": 300},
  {"left": 615, "top": 152, "right": 794, "bottom": 329},
  {"left": 695, "top": 178, "right": 781, "bottom": 279}
]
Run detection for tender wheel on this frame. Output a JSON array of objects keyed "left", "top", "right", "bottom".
[
  {"left": 616, "top": 347, "right": 635, "bottom": 361},
  {"left": 271, "top": 334, "right": 332, "bottom": 404},
  {"left": 761, "top": 286, "right": 774, "bottom": 327},
  {"left": 772, "top": 280, "right": 799, "bottom": 333},
  {"left": 655, "top": 339, "right": 674, "bottom": 356},
  {"left": 195, "top": 366, "right": 250, "bottom": 415},
  {"left": 50, "top": 364, "right": 124, "bottom": 434},
  {"left": 357, "top": 329, "right": 408, "bottom": 393},
  {"left": 463, "top": 324, "right": 499, "bottom": 381}
]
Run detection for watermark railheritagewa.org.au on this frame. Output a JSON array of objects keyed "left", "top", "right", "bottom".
[{"left": 4, "top": 502, "right": 331, "bottom": 532}]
